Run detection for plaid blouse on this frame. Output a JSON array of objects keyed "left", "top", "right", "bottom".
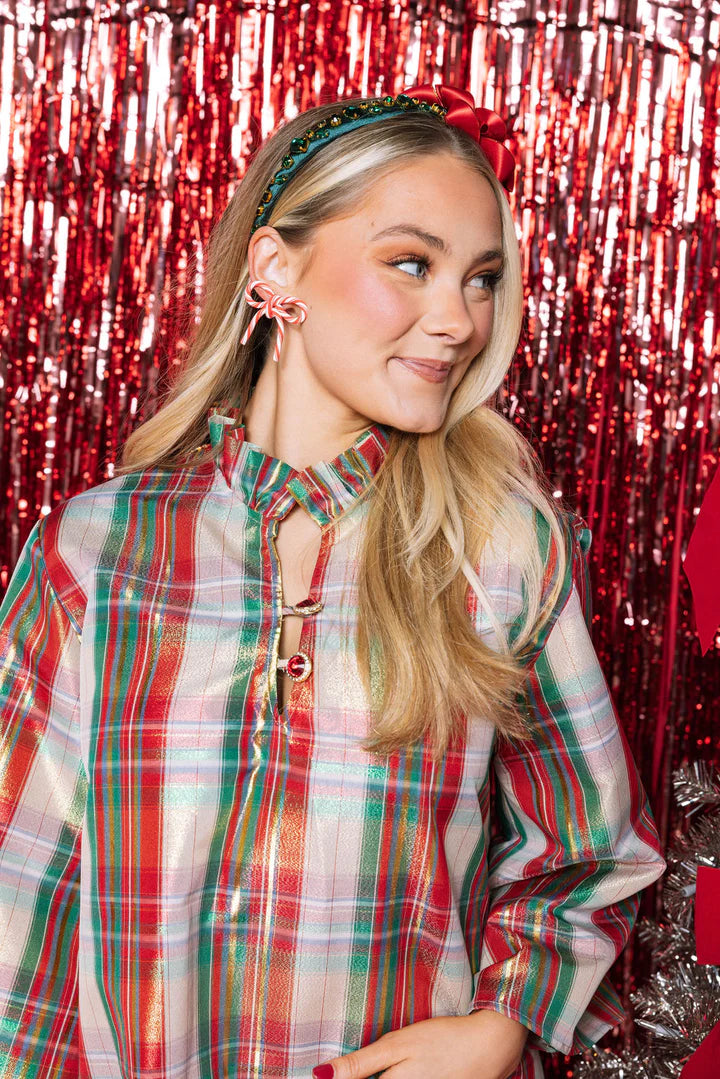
[{"left": 0, "top": 405, "right": 665, "bottom": 1079}]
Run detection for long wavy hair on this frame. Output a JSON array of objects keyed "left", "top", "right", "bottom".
[{"left": 118, "top": 94, "right": 569, "bottom": 760}]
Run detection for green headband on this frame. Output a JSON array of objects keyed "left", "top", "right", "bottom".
[{"left": 250, "top": 93, "right": 448, "bottom": 235}]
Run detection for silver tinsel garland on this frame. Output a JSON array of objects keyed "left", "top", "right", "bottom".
[{"left": 574, "top": 762, "right": 720, "bottom": 1079}]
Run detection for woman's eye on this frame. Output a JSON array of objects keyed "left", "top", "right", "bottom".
[
  {"left": 389, "top": 257, "right": 501, "bottom": 291},
  {"left": 389, "top": 256, "right": 430, "bottom": 278},
  {"left": 472, "top": 271, "right": 502, "bottom": 291}
]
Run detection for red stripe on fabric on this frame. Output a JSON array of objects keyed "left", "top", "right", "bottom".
[
  {"left": 95, "top": 470, "right": 198, "bottom": 1073},
  {"left": 0, "top": 568, "right": 53, "bottom": 837},
  {"left": 134, "top": 477, "right": 201, "bottom": 1072},
  {"left": 41, "top": 510, "right": 89, "bottom": 632},
  {"left": 362, "top": 733, "right": 468, "bottom": 1034},
  {"left": 205, "top": 510, "right": 274, "bottom": 1075},
  {"left": 505, "top": 692, "right": 580, "bottom": 878},
  {"left": 0, "top": 542, "right": 85, "bottom": 1074}
]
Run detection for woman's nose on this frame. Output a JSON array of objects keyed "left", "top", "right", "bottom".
[{"left": 420, "top": 283, "right": 477, "bottom": 341}]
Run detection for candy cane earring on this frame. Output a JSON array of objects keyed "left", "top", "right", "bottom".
[{"left": 239, "top": 279, "right": 309, "bottom": 364}]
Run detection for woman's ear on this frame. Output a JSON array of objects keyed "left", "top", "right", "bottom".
[{"left": 247, "top": 226, "right": 291, "bottom": 292}]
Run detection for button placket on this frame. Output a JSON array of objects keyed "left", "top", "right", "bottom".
[
  {"left": 280, "top": 598, "right": 324, "bottom": 617},
  {"left": 276, "top": 599, "right": 324, "bottom": 683},
  {"left": 277, "top": 649, "right": 313, "bottom": 681},
  {"left": 268, "top": 509, "right": 330, "bottom": 723}
]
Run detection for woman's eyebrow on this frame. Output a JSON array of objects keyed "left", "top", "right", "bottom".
[{"left": 371, "top": 223, "right": 503, "bottom": 263}]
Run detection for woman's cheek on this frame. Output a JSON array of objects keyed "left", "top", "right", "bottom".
[
  {"left": 342, "top": 271, "right": 413, "bottom": 335},
  {"left": 472, "top": 296, "right": 495, "bottom": 347}
]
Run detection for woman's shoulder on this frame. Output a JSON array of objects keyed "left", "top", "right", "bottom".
[
  {"left": 491, "top": 490, "right": 591, "bottom": 561},
  {"left": 508, "top": 493, "right": 593, "bottom": 658},
  {"left": 49, "top": 454, "right": 216, "bottom": 524},
  {"left": 42, "top": 458, "right": 211, "bottom": 544},
  {"left": 28, "top": 458, "right": 217, "bottom": 628},
  {"left": 471, "top": 491, "right": 592, "bottom": 658}
]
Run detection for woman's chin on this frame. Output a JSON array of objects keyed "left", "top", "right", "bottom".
[{"left": 378, "top": 403, "right": 449, "bottom": 435}]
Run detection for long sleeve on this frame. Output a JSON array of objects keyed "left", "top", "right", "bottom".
[
  {"left": 0, "top": 518, "right": 88, "bottom": 1077},
  {"left": 471, "top": 511, "right": 667, "bottom": 1055}
]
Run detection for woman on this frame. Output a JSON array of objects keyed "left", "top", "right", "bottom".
[{"left": 0, "top": 85, "right": 665, "bottom": 1079}]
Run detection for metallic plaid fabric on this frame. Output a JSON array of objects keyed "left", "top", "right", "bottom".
[{"left": 0, "top": 405, "right": 665, "bottom": 1079}]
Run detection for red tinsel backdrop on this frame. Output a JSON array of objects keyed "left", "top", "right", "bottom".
[{"left": 1, "top": 0, "right": 719, "bottom": 1072}]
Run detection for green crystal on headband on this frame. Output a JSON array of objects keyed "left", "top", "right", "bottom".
[{"left": 251, "top": 93, "right": 448, "bottom": 234}]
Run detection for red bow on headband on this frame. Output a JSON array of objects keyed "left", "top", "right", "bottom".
[{"left": 403, "top": 83, "right": 516, "bottom": 194}]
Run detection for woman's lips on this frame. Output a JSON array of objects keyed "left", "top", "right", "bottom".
[{"left": 393, "top": 357, "right": 452, "bottom": 383}]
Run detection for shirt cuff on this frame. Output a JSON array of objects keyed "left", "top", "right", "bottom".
[{"left": 470, "top": 967, "right": 626, "bottom": 1055}]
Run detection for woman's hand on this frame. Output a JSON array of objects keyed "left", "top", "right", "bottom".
[{"left": 311, "top": 1008, "right": 530, "bottom": 1079}]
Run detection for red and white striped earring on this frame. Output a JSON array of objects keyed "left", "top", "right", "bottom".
[{"left": 239, "top": 278, "right": 308, "bottom": 364}]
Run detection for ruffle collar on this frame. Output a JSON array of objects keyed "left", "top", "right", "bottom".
[{"left": 207, "top": 405, "right": 393, "bottom": 526}]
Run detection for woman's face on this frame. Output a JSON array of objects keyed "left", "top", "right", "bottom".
[{"left": 255, "top": 153, "right": 504, "bottom": 435}]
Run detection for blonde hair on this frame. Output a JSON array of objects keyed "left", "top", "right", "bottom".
[{"left": 118, "top": 95, "right": 569, "bottom": 759}]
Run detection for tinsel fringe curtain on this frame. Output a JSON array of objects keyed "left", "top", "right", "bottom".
[{"left": 1, "top": 0, "right": 719, "bottom": 1067}]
